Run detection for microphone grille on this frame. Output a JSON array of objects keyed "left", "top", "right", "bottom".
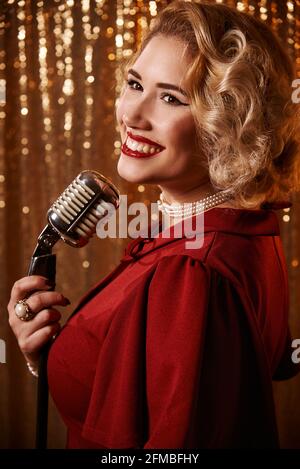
[{"left": 47, "top": 170, "right": 119, "bottom": 247}]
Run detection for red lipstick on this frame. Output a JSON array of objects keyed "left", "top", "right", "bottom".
[
  {"left": 121, "top": 132, "right": 165, "bottom": 159},
  {"left": 127, "top": 131, "right": 164, "bottom": 148}
]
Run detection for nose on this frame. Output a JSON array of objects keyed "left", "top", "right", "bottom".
[
  {"left": 122, "top": 113, "right": 151, "bottom": 131},
  {"left": 122, "top": 102, "right": 152, "bottom": 131}
]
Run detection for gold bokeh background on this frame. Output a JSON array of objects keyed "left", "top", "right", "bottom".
[{"left": 0, "top": 0, "right": 300, "bottom": 448}]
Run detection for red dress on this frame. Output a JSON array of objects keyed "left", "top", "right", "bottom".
[{"left": 47, "top": 207, "right": 299, "bottom": 448}]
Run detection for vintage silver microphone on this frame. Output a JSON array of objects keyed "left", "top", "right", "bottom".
[
  {"left": 30, "top": 169, "right": 119, "bottom": 256},
  {"left": 27, "top": 170, "right": 120, "bottom": 449}
]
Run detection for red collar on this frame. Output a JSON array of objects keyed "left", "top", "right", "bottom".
[{"left": 121, "top": 207, "right": 281, "bottom": 262}]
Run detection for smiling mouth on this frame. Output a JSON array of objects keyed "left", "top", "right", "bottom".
[
  {"left": 121, "top": 137, "right": 163, "bottom": 158},
  {"left": 121, "top": 134, "right": 164, "bottom": 159}
]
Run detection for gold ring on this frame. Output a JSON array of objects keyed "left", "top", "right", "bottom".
[{"left": 14, "top": 299, "right": 36, "bottom": 321}]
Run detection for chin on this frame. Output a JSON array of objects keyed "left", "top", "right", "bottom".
[{"left": 117, "top": 156, "right": 155, "bottom": 184}]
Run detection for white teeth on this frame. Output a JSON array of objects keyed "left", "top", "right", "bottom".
[
  {"left": 126, "top": 136, "right": 161, "bottom": 154},
  {"left": 136, "top": 143, "right": 144, "bottom": 152},
  {"left": 130, "top": 139, "right": 139, "bottom": 151}
]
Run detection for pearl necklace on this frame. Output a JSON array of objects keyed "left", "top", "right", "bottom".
[{"left": 157, "top": 190, "right": 233, "bottom": 217}]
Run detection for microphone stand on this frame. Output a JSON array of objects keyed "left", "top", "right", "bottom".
[
  {"left": 28, "top": 225, "right": 60, "bottom": 449},
  {"left": 24, "top": 170, "right": 120, "bottom": 449}
]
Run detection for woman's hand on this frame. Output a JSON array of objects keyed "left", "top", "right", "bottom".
[{"left": 7, "top": 275, "right": 70, "bottom": 368}]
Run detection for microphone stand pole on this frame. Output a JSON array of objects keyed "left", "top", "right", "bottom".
[{"left": 28, "top": 226, "right": 60, "bottom": 449}]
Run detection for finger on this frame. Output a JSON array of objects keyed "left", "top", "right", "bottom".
[
  {"left": 24, "top": 308, "right": 62, "bottom": 336},
  {"left": 9, "top": 276, "right": 53, "bottom": 307},
  {"left": 18, "top": 322, "right": 62, "bottom": 356},
  {"left": 25, "top": 291, "right": 70, "bottom": 314},
  {"left": 17, "top": 309, "right": 62, "bottom": 347},
  {"left": 8, "top": 291, "right": 69, "bottom": 329}
]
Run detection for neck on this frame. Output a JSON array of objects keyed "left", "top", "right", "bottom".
[{"left": 157, "top": 180, "right": 216, "bottom": 205}]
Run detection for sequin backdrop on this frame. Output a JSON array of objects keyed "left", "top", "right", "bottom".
[{"left": 0, "top": 0, "right": 299, "bottom": 449}]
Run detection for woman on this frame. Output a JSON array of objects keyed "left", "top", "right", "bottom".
[{"left": 7, "top": 1, "right": 300, "bottom": 448}]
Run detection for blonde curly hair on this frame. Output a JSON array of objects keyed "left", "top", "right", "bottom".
[{"left": 119, "top": 0, "right": 300, "bottom": 209}]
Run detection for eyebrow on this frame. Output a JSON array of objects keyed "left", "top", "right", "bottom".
[{"left": 127, "top": 68, "right": 188, "bottom": 97}]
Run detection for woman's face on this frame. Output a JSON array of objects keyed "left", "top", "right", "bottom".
[{"left": 116, "top": 35, "right": 207, "bottom": 191}]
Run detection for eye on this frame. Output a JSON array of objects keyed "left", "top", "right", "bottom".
[
  {"left": 160, "top": 93, "right": 182, "bottom": 106},
  {"left": 126, "top": 79, "right": 142, "bottom": 91},
  {"left": 125, "top": 78, "right": 188, "bottom": 106}
]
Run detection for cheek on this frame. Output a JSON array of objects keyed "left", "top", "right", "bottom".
[
  {"left": 115, "top": 98, "right": 127, "bottom": 141},
  {"left": 162, "top": 115, "right": 197, "bottom": 149}
]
